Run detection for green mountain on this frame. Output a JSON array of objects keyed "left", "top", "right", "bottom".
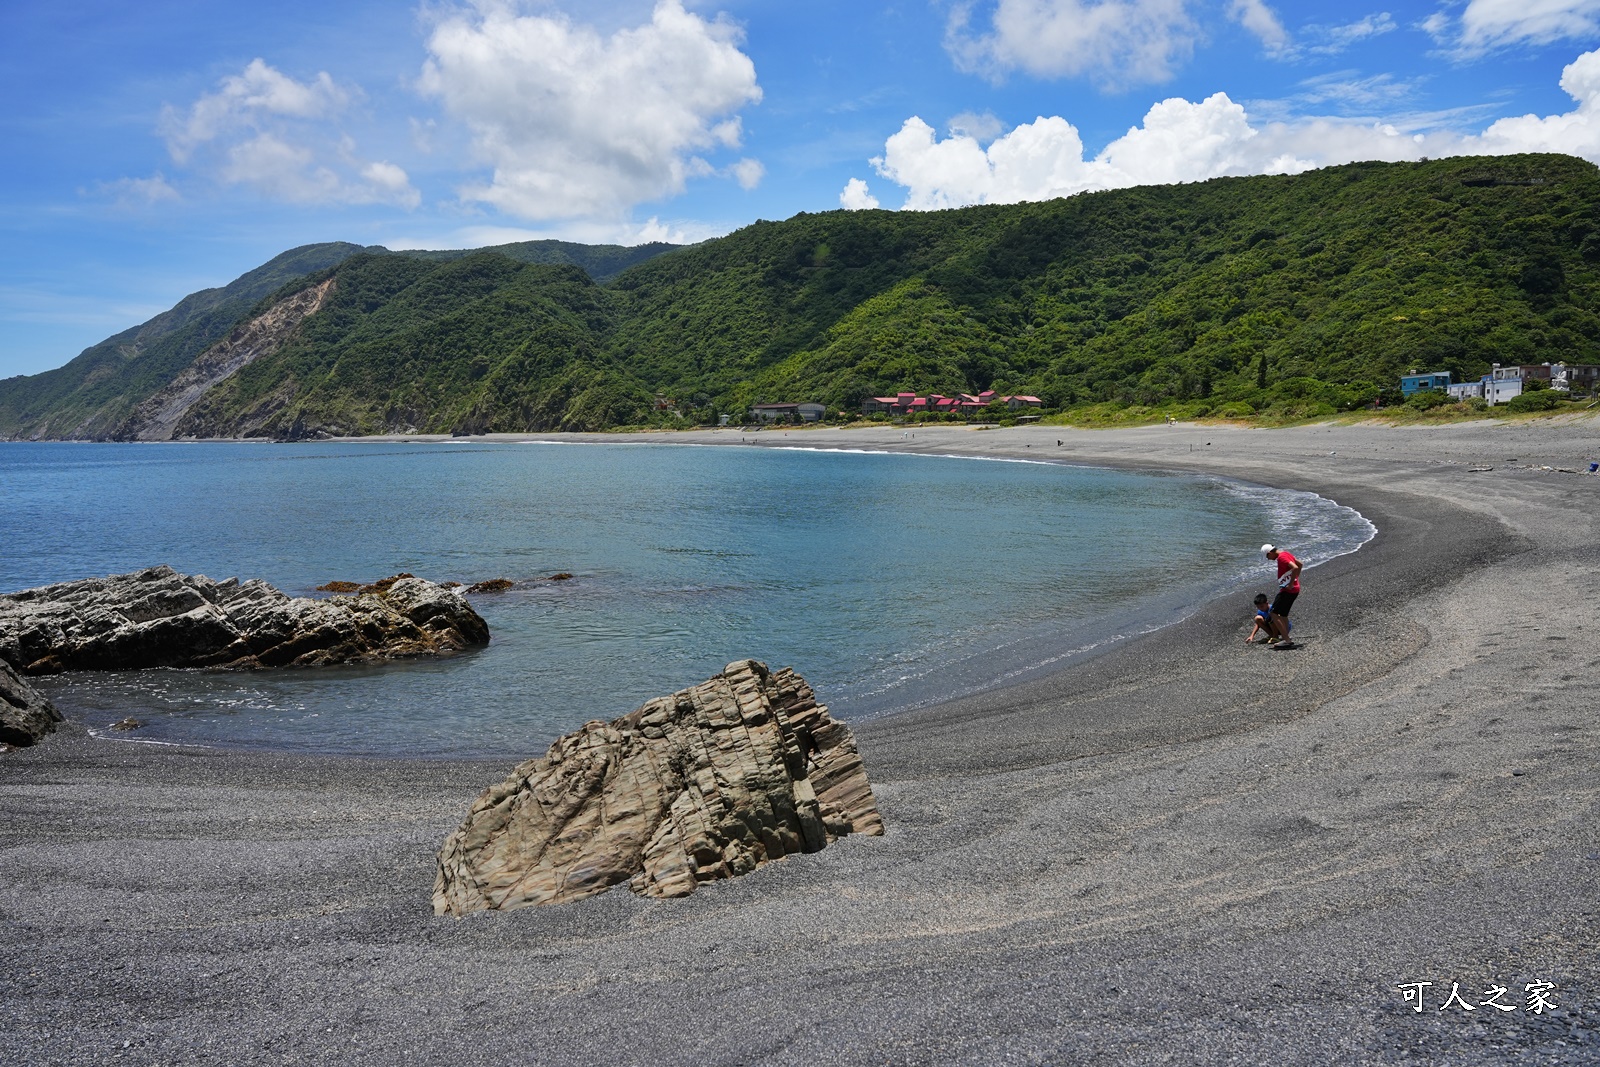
[
  {"left": 4, "top": 154, "right": 1597, "bottom": 439},
  {"left": 0, "top": 242, "right": 374, "bottom": 439},
  {"left": 0, "top": 239, "right": 679, "bottom": 439}
]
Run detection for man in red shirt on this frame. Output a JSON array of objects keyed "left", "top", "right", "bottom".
[{"left": 1261, "top": 543, "right": 1302, "bottom": 649}]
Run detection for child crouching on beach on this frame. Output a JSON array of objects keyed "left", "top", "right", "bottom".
[{"left": 1245, "top": 593, "right": 1290, "bottom": 644}]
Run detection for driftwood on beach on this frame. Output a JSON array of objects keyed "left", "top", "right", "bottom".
[{"left": 434, "top": 659, "right": 884, "bottom": 913}]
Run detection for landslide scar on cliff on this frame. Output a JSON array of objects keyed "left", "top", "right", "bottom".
[{"left": 114, "top": 278, "right": 337, "bottom": 442}]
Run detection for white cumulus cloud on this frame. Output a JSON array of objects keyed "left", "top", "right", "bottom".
[
  {"left": 1470, "top": 48, "right": 1600, "bottom": 156},
  {"left": 159, "top": 59, "right": 418, "bottom": 207},
  {"left": 729, "top": 157, "right": 765, "bottom": 190},
  {"left": 945, "top": 0, "right": 1202, "bottom": 88},
  {"left": 863, "top": 47, "right": 1600, "bottom": 210},
  {"left": 419, "top": 0, "right": 763, "bottom": 221},
  {"left": 1436, "top": 0, "right": 1600, "bottom": 54},
  {"left": 839, "top": 178, "right": 880, "bottom": 210}
]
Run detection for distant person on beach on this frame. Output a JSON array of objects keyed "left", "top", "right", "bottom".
[
  {"left": 1260, "top": 544, "right": 1302, "bottom": 648},
  {"left": 1245, "top": 593, "right": 1291, "bottom": 644}
]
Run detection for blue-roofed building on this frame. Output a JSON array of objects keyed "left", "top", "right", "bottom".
[{"left": 1400, "top": 371, "right": 1453, "bottom": 396}]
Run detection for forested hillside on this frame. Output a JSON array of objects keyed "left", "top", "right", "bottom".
[
  {"left": 0, "top": 239, "right": 678, "bottom": 439},
  {"left": 0, "top": 242, "right": 371, "bottom": 439},
  {"left": 4, "top": 154, "right": 1597, "bottom": 439}
]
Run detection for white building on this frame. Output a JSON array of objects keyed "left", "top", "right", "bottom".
[{"left": 1483, "top": 376, "right": 1523, "bottom": 405}]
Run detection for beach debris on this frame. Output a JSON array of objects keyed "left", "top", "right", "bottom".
[
  {"left": 465, "top": 578, "right": 515, "bottom": 593},
  {"left": 433, "top": 659, "right": 884, "bottom": 914},
  {"left": 0, "top": 658, "right": 62, "bottom": 748},
  {"left": 1467, "top": 466, "right": 1494, "bottom": 472},
  {"left": 547, "top": 572, "right": 574, "bottom": 581},
  {"left": 109, "top": 717, "right": 145, "bottom": 732},
  {"left": 0, "top": 565, "right": 489, "bottom": 674}
]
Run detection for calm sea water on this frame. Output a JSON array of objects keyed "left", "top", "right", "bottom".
[{"left": 0, "top": 440, "right": 1372, "bottom": 757}]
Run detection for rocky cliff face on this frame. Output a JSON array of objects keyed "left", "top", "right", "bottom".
[
  {"left": 114, "top": 278, "right": 336, "bottom": 441},
  {"left": 434, "top": 659, "right": 884, "bottom": 914},
  {"left": 0, "top": 658, "right": 62, "bottom": 747},
  {"left": 0, "top": 565, "right": 488, "bottom": 674}
]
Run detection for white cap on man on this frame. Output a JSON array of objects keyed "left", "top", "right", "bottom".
[{"left": 1261, "top": 543, "right": 1276, "bottom": 557}]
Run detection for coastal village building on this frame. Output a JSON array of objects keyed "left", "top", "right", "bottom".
[
  {"left": 750, "top": 402, "right": 825, "bottom": 422},
  {"left": 1484, "top": 377, "right": 1523, "bottom": 405},
  {"left": 1550, "top": 363, "right": 1599, "bottom": 392},
  {"left": 1400, "top": 371, "right": 1453, "bottom": 396},
  {"left": 860, "top": 390, "right": 1042, "bottom": 416},
  {"left": 1405, "top": 362, "right": 1599, "bottom": 405},
  {"left": 1482, "top": 362, "right": 1598, "bottom": 403}
]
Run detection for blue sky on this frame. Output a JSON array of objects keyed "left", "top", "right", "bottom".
[{"left": 5, "top": 0, "right": 1600, "bottom": 378}]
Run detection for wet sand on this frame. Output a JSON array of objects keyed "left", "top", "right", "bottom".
[{"left": 4, "top": 417, "right": 1599, "bottom": 1065}]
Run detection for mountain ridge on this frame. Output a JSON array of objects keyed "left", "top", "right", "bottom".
[{"left": 4, "top": 154, "right": 1597, "bottom": 439}]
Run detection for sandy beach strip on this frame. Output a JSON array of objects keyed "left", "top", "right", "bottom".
[{"left": 3, "top": 417, "right": 1598, "bottom": 1066}]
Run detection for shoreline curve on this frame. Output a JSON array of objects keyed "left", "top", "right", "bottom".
[{"left": 4, "top": 417, "right": 1598, "bottom": 1066}]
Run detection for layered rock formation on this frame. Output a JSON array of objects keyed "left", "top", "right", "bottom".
[
  {"left": 0, "top": 658, "right": 62, "bottom": 747},
  {"left": 0, "top": 565, "right": 489, "bottom": 675},
  {"left": 434, "top": 659, "right": 883, "bottom": 914}
]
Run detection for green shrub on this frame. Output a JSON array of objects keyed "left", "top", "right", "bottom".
[
  {"left": 1505, "top": 390, "right": 1562, "bottom": 413},
  {"left": 1405, "top": 389, "right": 1454, "bottom": 410}
]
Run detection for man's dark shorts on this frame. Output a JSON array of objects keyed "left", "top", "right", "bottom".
[{"left": 1271, "top": 589, "right": 1298, "bottom": 617}]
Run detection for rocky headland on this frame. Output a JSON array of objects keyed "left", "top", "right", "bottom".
[
  {"left": 0, "top": 565, "right": 488, "bottom": 676},
  {"left": 434, "top": 658, "right": 883, "bottom": 913}
]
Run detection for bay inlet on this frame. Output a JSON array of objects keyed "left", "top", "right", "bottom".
[{"left": 2, "top": 439, "right": 1372, "bottom": 755}]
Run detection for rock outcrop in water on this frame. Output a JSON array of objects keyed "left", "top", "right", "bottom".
[
  {"left": 433, "top": 659, "right": 884, "bottom": 914},
  {"left": 0, "top": 658, "right": 62, "bottom": 748},
  {"left": 0, "top": 565, "right": 489, "bottom": 675}
]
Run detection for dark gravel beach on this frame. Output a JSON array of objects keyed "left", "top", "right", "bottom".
[{"left": 4, "top": 418, "right": 1598, "bottom": 1066}]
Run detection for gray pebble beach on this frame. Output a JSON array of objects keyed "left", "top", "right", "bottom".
[{"left": 3, "top": 417, "right": 1598, "bottom": 1065}]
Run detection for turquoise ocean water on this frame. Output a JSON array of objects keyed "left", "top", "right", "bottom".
[{"left": 0, "top": 440, "right": 1372, "bottom": 757}]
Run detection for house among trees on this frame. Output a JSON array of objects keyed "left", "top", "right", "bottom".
[
  {"left": 1410, "top": 362, "right": 1599, "bottom": 405},
  {"left": 859, "top": 390, "right": 1042, "bottom": 416},
  {"left": 750, "top": 402, "right": 826, "bottom": 422},
  {"left": 1400, "top": 371, "right": 1452, "bottom": 396}
]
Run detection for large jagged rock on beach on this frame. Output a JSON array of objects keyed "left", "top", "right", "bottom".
[
  {"left": 0, "top": 565, "right": 489, "bottom": 675},
  {"left": 0, "top": 658, "right": 63, "bottom": 748},
  {"left": 433, "top": 659, "right": 884, "bottom": 914}
]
